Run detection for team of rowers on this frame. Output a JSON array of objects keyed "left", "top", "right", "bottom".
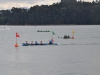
[{"left": 25, "top": 39, "right": 54, "bottom": 45}]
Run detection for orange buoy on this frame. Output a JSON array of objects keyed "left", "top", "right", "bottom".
[
  {"left": 71, "top": 36, "right": 74, "bottom": 39},
  {"left": 15, "top": 43, "right": 18, "bottom": 47}
]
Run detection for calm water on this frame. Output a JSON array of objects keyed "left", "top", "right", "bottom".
[{"left": 0, "top": 25, "right": 100, "bottom": 75}]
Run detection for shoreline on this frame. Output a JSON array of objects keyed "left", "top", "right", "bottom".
[{"left": 0, "top": 24, "right": 100, "bottom": 26}]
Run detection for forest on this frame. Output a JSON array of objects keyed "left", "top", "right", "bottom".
[{"left": 0, "top": 1, "right": 100, "bottom": 25}]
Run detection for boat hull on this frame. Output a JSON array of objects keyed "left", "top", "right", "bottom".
[{"left": 22, "top": 43, "right": 58, "bottom": 46}]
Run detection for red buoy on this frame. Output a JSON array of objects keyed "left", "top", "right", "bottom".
[
  {"left": 15, "top": 43, "right": 18, "bottom": 47},
  {"left": 71, "top": 36, "right": 74, "bottom": 39}
]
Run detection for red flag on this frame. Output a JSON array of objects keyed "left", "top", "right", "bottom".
[{"left": 16, "top": 32, "right": 20, "bottom": 37}]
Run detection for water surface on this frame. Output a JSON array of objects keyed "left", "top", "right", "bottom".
[{"left": 0, "top": 25, "right": 100, "bottom": 75}]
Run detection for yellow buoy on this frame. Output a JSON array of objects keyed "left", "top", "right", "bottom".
[
  {"left": 72, "top": 30, "right": 74, "bottom": 34},
  {"left": 15, "top": 43, "right": 18, "bottom": 47}
]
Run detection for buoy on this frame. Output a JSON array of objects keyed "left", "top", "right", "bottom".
[
  {"left": 15, "top": 43, "right": 18, "bottom": 47},
  {"left": 71, "top": 36, "right": 74, "bottom": 39}
]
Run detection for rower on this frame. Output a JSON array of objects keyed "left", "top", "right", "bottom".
[
  {"left": 35, "top": 41, "right": 38, "bottom": 45},
  {"left": 49, "top": 40, "right": 53, "bottom": 44},
  {"left": 31, "top": 41, "right": 34, "bottom": 45},
  {"left": 40, "top": 41, "right": 43, "bottom": 45},
  {"left": 26, "top": 41, "right": 28, "bottom": 44}
]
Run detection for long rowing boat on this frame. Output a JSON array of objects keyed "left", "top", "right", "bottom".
[{"left": 22, "top": 43, "right": 58, "bottom": 46}]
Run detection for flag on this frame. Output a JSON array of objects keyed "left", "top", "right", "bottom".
[
  {"left": 52, "top": 31, "right": 55, "bottom": 35},
  {"left": 16, "top": 32, "right": 20, "bottom": 37}
]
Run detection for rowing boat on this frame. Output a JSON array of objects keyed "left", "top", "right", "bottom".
[{"left": 22, "top": 43, "right": 58, "bottom": 46}]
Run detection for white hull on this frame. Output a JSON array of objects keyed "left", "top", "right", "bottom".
[{"left": 0, "top": 26, "right": 10, "bottom": 30}]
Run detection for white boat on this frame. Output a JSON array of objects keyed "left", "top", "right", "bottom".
[
  {"left": 0, "top": 22, "right": 10, "bottom": 30},
  {"left": 0, "top": 26, "right": 10, "bottom": 30}
]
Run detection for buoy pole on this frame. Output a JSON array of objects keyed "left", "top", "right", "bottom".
[
  {"left": 15, "top": 37, "right": 18, "bottom": 47},
  {"left": 71, "top": 30, "right": 75, "bottom": 39},
  {"left": 15, "top": 32, "right": 20, "bottom": 47},
  {"left": 51, "top": 31, "right": 55, "bottom": 42},
  {"left": 52, "top": 33, "right": 53, "bottom": 39},
  {"left": 16, "top": 37, "right": 17, "bottom": 43}
]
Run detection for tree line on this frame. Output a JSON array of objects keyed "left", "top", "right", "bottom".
[{"left": 0, "top": 1, "right": 100, "bottom": 25}]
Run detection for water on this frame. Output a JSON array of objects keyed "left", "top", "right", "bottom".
[{"left": 0, "top": 25, "right": 100, "bottom": 75}]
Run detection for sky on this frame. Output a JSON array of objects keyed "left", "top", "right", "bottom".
[{"left": 0, "top": 0, "right": 93, "bottom": 10}]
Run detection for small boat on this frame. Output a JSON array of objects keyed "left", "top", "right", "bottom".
[
  {"left": 58, "top": 35, "right": 70, "bottom": 39},
  {"left": 37, "top": 30, "right": 50, "bottom": 32},
  {"left": 63, "top": 35, "right": 70, "bottom": 39},
  {"left": 22, "top": 43, "right": 58, "bottom": 46},
  {"left": 0, "top": 26, "right": 10, "bottom": 30},
  {"left": 0, "top": 22, "right": 10, "bottom": 30}
]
